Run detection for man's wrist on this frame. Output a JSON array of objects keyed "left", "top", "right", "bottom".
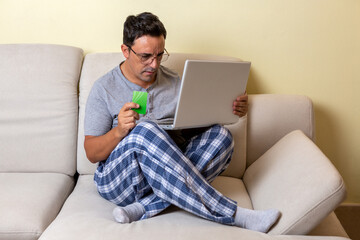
[{"left": 113, "top": 126, "right": 127, "bottom": 143}]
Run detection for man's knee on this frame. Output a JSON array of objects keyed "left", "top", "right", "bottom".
[
  {"left": 112, "top": 121, "right": 160, "bottom": 153},
  {"left": 209, "top": 125, "right": 234, "bottom": 148},
  {"left": 131, "top": 120, "right": 164, "bottom": 136}
]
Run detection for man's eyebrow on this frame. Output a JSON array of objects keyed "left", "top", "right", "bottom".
[{"left": 140, "top": 51, "right": 165, "bottom": 56}]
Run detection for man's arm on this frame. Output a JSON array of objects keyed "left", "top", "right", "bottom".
[
  {"left": 84, "top": 102, "right": 139, "bottom": 163},
  {"left": 233, "top": 92, "right": 248, "bottom": 117}
]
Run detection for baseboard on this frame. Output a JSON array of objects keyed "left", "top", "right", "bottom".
[
  {"left": 335, "top": 203, "right": 360, "bottom": 240},
  {"left": 339, "top": 202, "right": 360, "bottom": 207}
]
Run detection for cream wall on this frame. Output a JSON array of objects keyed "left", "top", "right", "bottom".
[{"left": 1, "top": 0, "right": 359, "bottom": 203}]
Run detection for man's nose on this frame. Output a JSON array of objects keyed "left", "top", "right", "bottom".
[{"left": 149, "top": 57, "right": 160, "bottom": 69}]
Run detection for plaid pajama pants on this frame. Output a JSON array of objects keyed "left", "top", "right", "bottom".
[{"left": 94, "top": 120, "right": 238, "bottom": 225}]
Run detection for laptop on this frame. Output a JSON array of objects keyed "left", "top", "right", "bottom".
[{"left": 158, "top": 60, "right": 251, "bottom": 130}]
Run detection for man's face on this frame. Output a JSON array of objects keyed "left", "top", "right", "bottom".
[{"left": 123, "top": 35, "right": 165, "bottom": 84}]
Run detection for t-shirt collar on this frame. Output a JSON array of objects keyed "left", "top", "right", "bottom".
[{"left": 118, "top": 61, "right": 161, "bottom": 91}]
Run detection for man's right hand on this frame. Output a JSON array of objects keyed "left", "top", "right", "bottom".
[
  {"left": 116, "top": 102, "right": 140, "bottom": 139},
  {"left": 84, "top": 102, "right": 139, "bottom": 164}
]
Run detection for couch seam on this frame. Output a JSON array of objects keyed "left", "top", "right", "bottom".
[
  {"left": 35, "top": 174, "right": 76, "bottom": 239},
  {"left": 0, "top": 231, "right": 42, "bottom": 236},
  {"left": 50, "top": 174, "right": 76, "bottom": 218},
  {"left": 280, "top": 178, "right": 345, "bottom": 234},
  {"left": 308, "top": 97, "right": 315, "bottom": 141}
]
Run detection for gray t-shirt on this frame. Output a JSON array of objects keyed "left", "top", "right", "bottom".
[{"left": 84, "top": 63, "right": 181, "bottom": 136}]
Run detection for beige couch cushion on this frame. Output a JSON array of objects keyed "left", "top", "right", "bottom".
[
  {"left": 243, "top": 130, "right": 346, "bottom": 235},
  {"left": 77, "top": 53, "right": 125, "bottom": 175},
  {"left": 40, "top": 175, "right": 348, "bottom": 240},
  {"left": 77, "top": 53, "right": 247, "bottom": 178},
  {"left": 247, "top": 94, "right": 315, "bottom": 167},
  {"left": 0, "top": 44, "right": 83, "bottom": 240},
  {"left": 0, "top": 44, "right": 83, "bottom": 175},
  {"left": 308, "top": 212, "right": 348, "bottom": 237},
  {"left": 0, "top": 173, "right": 74, "bottom": 240},
  {"left": 40, "top": 175, "right": 250, "bottom": 240}
]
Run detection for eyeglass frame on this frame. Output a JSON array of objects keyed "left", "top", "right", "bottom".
[
  {"left": 126, "top": 45, "right": 170, "bottom": 64},
  {"left": 126, "top": 45, "right": 169, "bottom": 64}
]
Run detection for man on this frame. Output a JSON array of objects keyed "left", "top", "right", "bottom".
[{"left": 84, "top": 12, "right": 280, "bottom": 233}]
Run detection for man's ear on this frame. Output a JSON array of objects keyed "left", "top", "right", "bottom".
[{"left": 121, "top": 44, "right": 130, "bottom": 59}]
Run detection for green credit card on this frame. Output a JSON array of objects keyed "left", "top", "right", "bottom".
[{"left": 132, "top": 91, "right": 148, "bottom": 115}]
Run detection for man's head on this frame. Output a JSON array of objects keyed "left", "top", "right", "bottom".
[
  {"left": 123, "top": 12, "right": 167, "bottom": 47},
  {"left": 121, "top": 12, "right": 169, "bottom": 87}
]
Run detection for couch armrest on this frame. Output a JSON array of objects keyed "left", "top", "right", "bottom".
[{"left": 243, "top": 130, "right": 346, "bottom": 235}]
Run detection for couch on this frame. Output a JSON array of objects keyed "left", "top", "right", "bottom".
[{"left": 0, "top": 44, "right": 349, "bottom": 240}]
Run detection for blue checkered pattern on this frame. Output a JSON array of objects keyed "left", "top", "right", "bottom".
[{"left": 94, "top": 121, "right": 237, "bottom": 225}]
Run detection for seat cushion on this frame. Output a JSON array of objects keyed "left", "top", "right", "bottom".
[
  {"left": 40, "top": 175, "right": 256, "bottom": 240},
  {"left": 0, "top": 173, "right": 74, "bottom": 240},
  {"left": 40, "top": 174, "right": 349, "bottom": 240}
]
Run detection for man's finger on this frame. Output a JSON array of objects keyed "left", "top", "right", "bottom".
[{"left": 122, "top": 102, "right": 140, "bottom": 112}]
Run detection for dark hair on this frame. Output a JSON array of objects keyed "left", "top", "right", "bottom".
[{"left": 123, "top": 12, "right": 167, "bottom": 46}]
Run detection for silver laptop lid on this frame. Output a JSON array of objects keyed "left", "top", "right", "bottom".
[{"left": 169, "top": 60, "right": 250, "bottom": 130}]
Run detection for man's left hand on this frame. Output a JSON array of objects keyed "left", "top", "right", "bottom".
[{"left": 233, "top": 93, "right": 248, "bottom": 117}]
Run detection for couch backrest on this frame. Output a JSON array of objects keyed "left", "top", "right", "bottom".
[
  {"left": 77, "top": 53, "right": 247, "bottom": 178},
  {"left": 0, "top": 44, "right": 83, "bottom": 175},
  {"left": 246, "top": 94, "right": 315, "bottom": 167}
]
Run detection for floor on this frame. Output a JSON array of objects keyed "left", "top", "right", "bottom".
[{"left": 335, "top": 204, "right": 360, "bottom": 240}]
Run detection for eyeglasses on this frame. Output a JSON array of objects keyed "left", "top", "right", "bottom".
[{"left": 126, "top": 45, "right": 169, "bottom": 65}]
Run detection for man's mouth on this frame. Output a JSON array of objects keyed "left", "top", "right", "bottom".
[{"left": 143, "top": 68, "right": 156, "bottom": 75}]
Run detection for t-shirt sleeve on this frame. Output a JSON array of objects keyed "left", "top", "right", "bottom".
[{"left": 84, "top": 82, "right": 113, "bottom": 136}]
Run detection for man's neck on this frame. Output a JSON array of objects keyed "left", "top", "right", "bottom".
[{"left": 120, "top": 61, "right": 156, "bottom": 89}]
